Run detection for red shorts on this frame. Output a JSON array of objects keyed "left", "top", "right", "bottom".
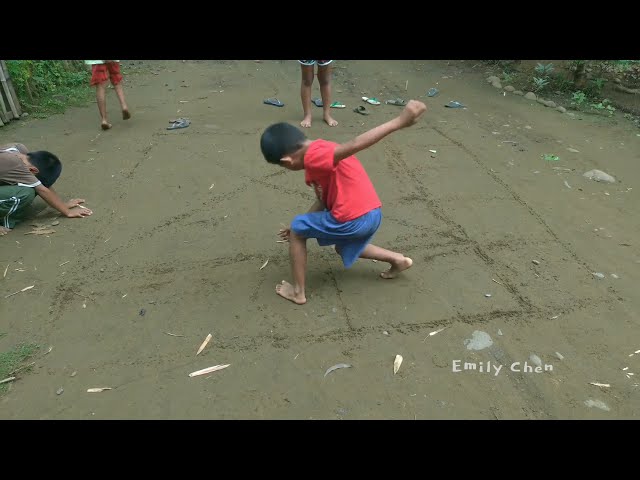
[{"left": 90, "top": 62, "right": 123, "bottom": 86}]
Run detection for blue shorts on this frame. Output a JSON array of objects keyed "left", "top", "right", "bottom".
[
  {"left": 298, "top": 60, "right": 333, "bottom": 67},
  {"left": 291, "top": 208, "right": 382, "bottom": 268}
]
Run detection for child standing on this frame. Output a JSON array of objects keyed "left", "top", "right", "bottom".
[
  {"left": 85, "top": 60, "right": 131, "bottom": 130},
  {"left": 298, "top": 60, "right": 338, "bottom": 128},
  {"left": 260, "top": 99, "right": 427, "bottom": 304}
]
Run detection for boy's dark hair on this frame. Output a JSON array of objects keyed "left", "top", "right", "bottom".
[
  {"left": 260, "top": 122, "right": 306, "bottom": 164},
  {"left": 27, "top": 151, "right": 62, "bottom": 188}
]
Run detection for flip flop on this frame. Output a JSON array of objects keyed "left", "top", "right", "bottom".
[
  {"left": 445, "top": 101, "right": 466, "bottom": 108},
  {"left": 312, "top": 98, "right": 323, "bottom": 107},
  {"left": 385, "top": 98, "right": 407, "bottom": 106},
  {"left": 362, "top": 96, "right": 381, "bottom": 105},
  {"left": 330, "top": 101, "right": 346, "bottom": 109},
  {"left": 264, "top": 98, "right": 284, "bottom": 107},
  {"left": 427, "top": 88, "right": 439, "bottom": 97},
  {"left": 354, "top": 106, "right": 369, "bottom": 115},
  {"left": 167, "top": 118, "right": 190, "bottom": 130}
]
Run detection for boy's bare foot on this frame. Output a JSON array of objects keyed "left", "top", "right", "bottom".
[
  {"left": 101, "top": 121, "right": 112, "bottom": 130},
  {"left": 122, "top": 109, "right": 131, "bottom": 120},
  {"left": 0, "top": 226, "right": 10, "bottom": 236},
  {"left": 381, "top": 257, "right": 413, "bottom": 279},
  {"left": 301, "top": 115, "right": 312, "bottom": 128},
  {"left": 276, "top": 280, "right": 307, "bottom": 305},
  {"left": 324, "top": 114, "right": 338, "bottom": 127}
]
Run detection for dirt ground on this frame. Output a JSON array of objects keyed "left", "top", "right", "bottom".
[{"left": 1, "top": 60, "right": 639, "bottom": 419}]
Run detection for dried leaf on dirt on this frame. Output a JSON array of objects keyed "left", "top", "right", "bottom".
[
  {"left": 5, "top": 285, "right": 35, "bottom": 298},
  {"left": 196, "top": 333, "right": 212, "bottom": 355},
  {"left": 324, "top": 363, "right": 352, "bottom": 377},
  {"left": 429, "top": 327, "right": 446, "bottom": 336},
  {"left": 394, "top": 355, "right": 403, "bottom": 374},
  {"left": 24, "top": 229, "right": 56, "bottom": 235},
  {"left": 189, "top": 364, "right": 230, "bottom": 377}
]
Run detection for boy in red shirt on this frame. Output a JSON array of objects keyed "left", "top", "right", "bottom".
[{"left": 260, "top": 99, "right": 427, "bottom": 304}]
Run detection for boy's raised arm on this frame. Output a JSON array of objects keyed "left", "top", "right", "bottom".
[{"left": 333, "top": 100, "right": 427, "bottom": 165}]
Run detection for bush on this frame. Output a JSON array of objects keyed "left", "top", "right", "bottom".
[{"left": 5, "top": 60, "right": 93, "bottom": 117}]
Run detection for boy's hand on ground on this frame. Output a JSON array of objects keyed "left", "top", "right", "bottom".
[
  {"left": 65, "top": 206, "right": 93, "bottom": 218},
  {"left": 66, "top": 198, "right": 86, "bottom": 208},
  {"left": 278, "top": 227, "right": 291, "bottom": 242},
  {"left": 398, "top": 100, "right": 427, "bottom": 128}
]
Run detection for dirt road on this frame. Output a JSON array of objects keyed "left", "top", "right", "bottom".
[{"left": 1, "top": 60, "right": 638, "bottom": 419}]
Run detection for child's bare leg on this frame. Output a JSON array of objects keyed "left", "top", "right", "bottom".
[
  {"left": 300, "top": 65, "right": 314, "bottom": 128},
  {"left": 359, "top": 244, "right": 413, "bottom": 279},
  {"left": 114, "top": 83, "right": 130, "bottom": 119},
  {"left": 95, "top": 82, "right": 111, "bottom": 130},
  {"left": 276, "top": 231, "right": 308, "bottom": 304},
  {"left": 318, "top": 65, "right": 337, "bottom": 127}
]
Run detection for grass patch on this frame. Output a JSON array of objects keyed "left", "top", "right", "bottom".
[
  {"left": 23, "top": 84, "right": 94, "bottom": 119},
  {"left": 5, "top": 60, "right": 94, "bottom": 119},
  {"left": 0, "top": 343, "right": 40, "bottom": 393}
]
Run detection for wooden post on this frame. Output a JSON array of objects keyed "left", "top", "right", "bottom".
[
  {"left": 0, "top": 86, "right": 11, "bottom": 122},
  {"left": 0, "top": 60, "right": 22, "bottom": 117}
]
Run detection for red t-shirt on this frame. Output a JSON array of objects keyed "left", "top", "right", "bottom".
[{"left": 304, "top": 139, "right": 382, "bottom": 222}]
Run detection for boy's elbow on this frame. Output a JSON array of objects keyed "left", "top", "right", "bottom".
[{"left": 34, "top": 184, "right": 48, "bottom": 196}]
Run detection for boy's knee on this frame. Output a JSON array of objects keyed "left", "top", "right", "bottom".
[
  {"left": 0, "top": 186, "right": 36, "bottom": 228},
  {"left": 291, "top": 216, "right": 304, "bottom": 233},
  {"left": 290, "top": 225, "right": 303, "bottom": 239},
  {"left": 290, "top": 217, "right": 312, "bottom": 241}
]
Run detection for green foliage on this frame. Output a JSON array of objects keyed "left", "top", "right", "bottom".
[
  {"left": 530, "top": 62, "right": 554, "bottom": 93},
  {"left": 591, "top": 77, "right": 606, "bottom": 90},
  {"left": 571, "top": 91, "right": 587, "bottom": 106},
  {"left": 590, "top": 98, "right": 616, "bottom": 115},
  {"left": 502, "top": 71, "right": 514, "bottom": 84},
  {"left": 532, "top": 76, "right": 549, "bottom": 92},
  {"left": 5, "top": 60, "right": 93, "bottom": 117},
  {"left": 549, "top": 75, "right": 574, "bottom": 92},
  {"left": 609, "top": 60, "right": 640, "bottom": 71},
  {"left": 0, "top": 343, "right": 39, "bottom": 393},
  {"left": 535, "top": 63, "right": 555, "bottom": 75}
]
